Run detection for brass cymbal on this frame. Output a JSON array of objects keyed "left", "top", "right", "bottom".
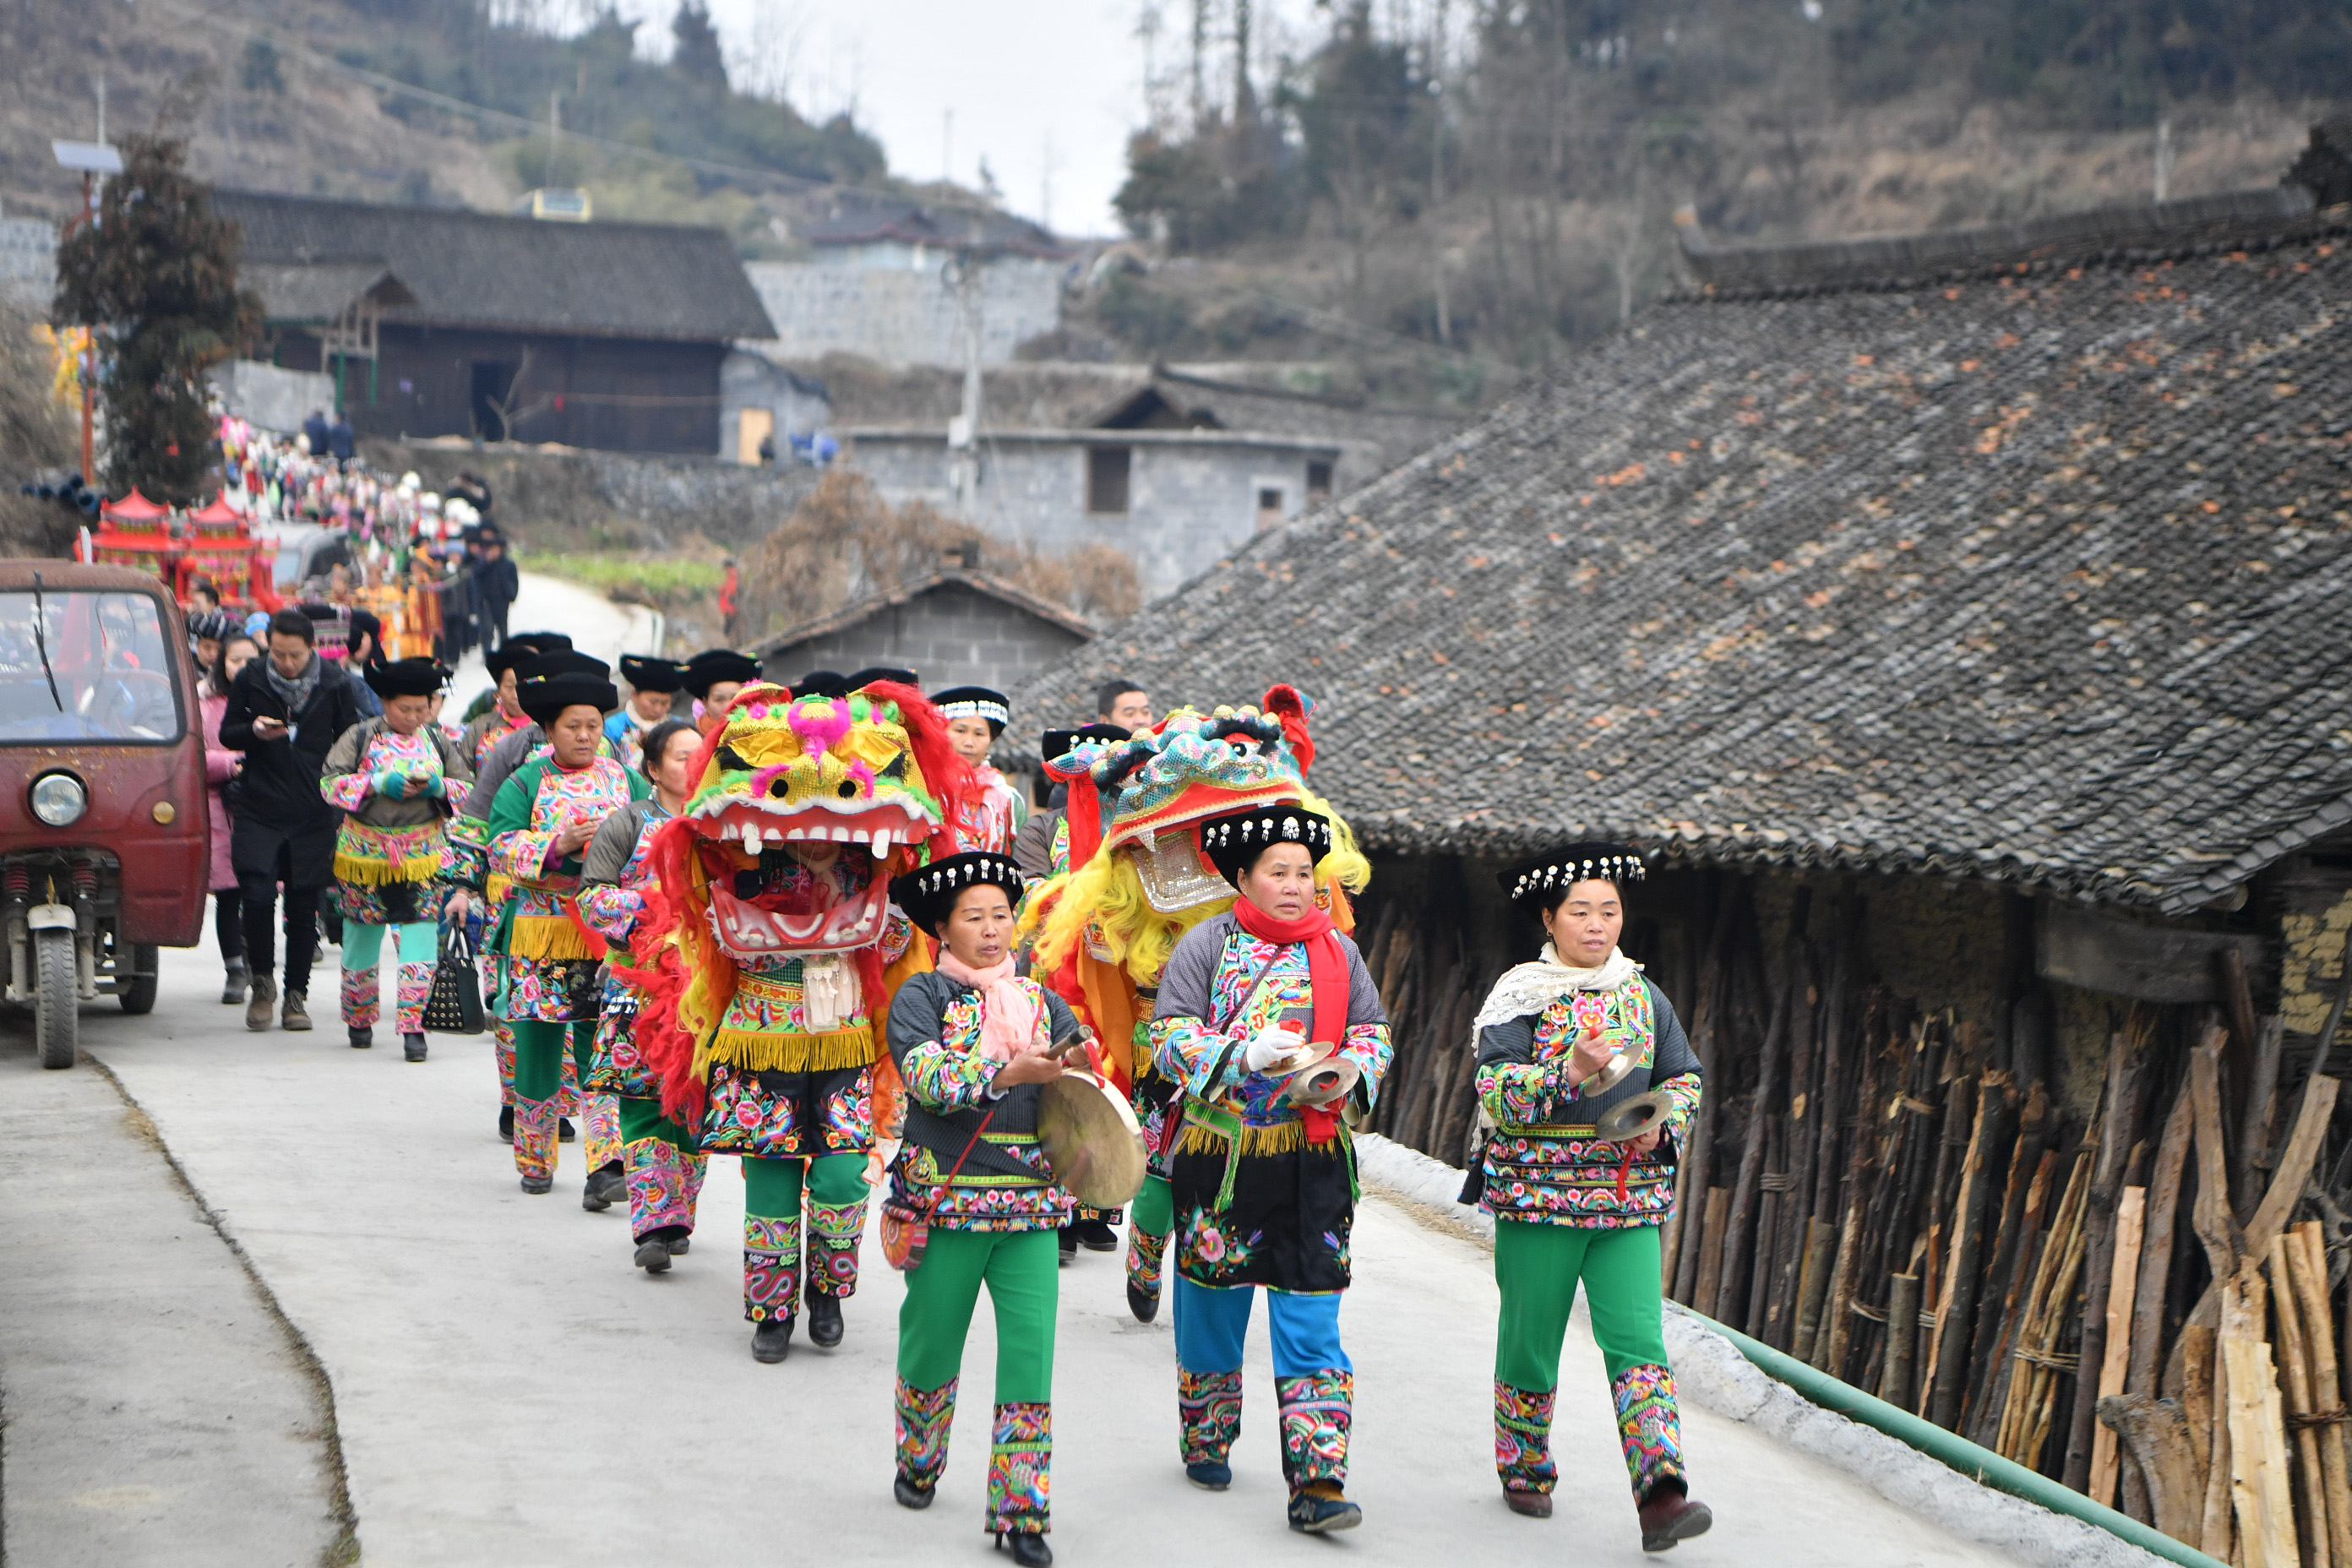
[
  {"left": 1283, "top": 1055, "right": 1360, "bottom": 1108},
  {"left": 1593, "top": 1090, "right": 1671, "bottom": 1144}
]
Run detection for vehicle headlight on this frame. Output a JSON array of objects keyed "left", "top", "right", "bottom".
[{"left": 30, "top": 772, "right": 88, "bottom": 829}]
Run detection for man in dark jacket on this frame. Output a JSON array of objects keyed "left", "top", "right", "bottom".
[
  {"left": 220, "top": 608, "right": 363, "bottom": 1033},
  {"left": 476, "top": 536, "right": 520, "bottom": 654}
]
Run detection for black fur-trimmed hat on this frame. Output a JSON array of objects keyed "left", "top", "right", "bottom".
[
  {"left": 1199, "top": 803, "right": 1332, "bottom": 884},
  {"left": 893, "top": 852, "right": 1027, "bottom": 935},
  {"left": 931, "top": 685, "right": 1011, "bottom": 735},
  {"left": 364, "top": 657, "right": 449, "bottom": 700},
  {"left": 682, "top": 649, "right": 760, "bottom": 699},
  {"left": 517, "top": 672, "right": 619, "bottom": 727},
  {"left": 618, "top": 655, "right": 686, "bottom": 694},
  {"left": 1499, "top": 842, "right": 1647, "bottom": 909}
]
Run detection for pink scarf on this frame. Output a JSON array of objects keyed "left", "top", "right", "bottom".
[{"left": 935, "top": 951, "right": 1039, "bottom": 1064}]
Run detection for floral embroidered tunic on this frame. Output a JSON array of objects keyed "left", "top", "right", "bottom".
[
  {"left": 318, "top": 721, "right": 468, "bottom": 889},
  {"left": 578, "top": 797, "right": 671, "bottom": 1097},
  {"left": 1151, "top": 912, "right": 1391, "bottom": 1294},
  {"left": 1473, "top": 974, "right": 1703, "bottom": 1228},
  {"left": 702, "top": 857, "right": 915, "bottom": 1077},
  {"left": 485, "top": 754, "right": 646, "bottom": 1022},
  {"left": 885, "top": 970, "right": 1083, "bottom": 1232},
  {"left": 950, "top": 765, "right": 1029, "bottom": 855}
]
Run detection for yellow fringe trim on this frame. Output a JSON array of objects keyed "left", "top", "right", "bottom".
[
  {"left": 333, "top": 849, "right": 442, "bottom": 886},
  {"left": 487, "top": 874, "right": 514, "bottom": 907},
  {"left": 697, "top": 1026, "right": 875, "bottom": 1076},
  {"left": 1177, "top": 1118, "right": 1339, "bottom": 1157},
  {"left": 510, "top": 914, "right": 601, "bottom": 961}
]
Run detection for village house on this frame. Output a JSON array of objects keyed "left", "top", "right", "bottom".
[
  {"left": 1015, "top": 139, "right": 2352, "bottom": 1509},
  {"left": 752, "top": 554, "right": 1096, "bottom": 699},
  {"left": 841, "top": 366, "right": 1463, "bottom": 598},
  {"left": 215, "top": 191, "right": 775, "bottom": 455}
]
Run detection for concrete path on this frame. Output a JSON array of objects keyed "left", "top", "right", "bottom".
[
  {"left": 445, "top": 570, "right": 660, "bottom": 712},
  {"left": 0, "top": 1029, "right": 347, "bottom": 1566},
  {"left": 5, "top": 945, "right": 2030, "bottom": 1566}
]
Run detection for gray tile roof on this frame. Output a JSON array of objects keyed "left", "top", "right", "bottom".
[
  {"left": 1015, "top": 199, "right": 2352, "bottom": 915},
  {"left": 216, "top": 191, "right": 775, "bottom": 342}
]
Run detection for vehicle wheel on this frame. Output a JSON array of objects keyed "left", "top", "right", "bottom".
[
  {"left": 35, "top": 928, "right": 77, "bottom": 1070},
  {"left": 117, "top": 944, "right": 159, "bottom": 1015}
]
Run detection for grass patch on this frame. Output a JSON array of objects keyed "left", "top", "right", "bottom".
[{"left": 530, "top": 552, "right": 726, "bottom": 599}]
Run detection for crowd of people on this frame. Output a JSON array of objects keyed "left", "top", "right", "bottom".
[{"left": 183, "top": 621, "right": 1714, "bottom": 1564}]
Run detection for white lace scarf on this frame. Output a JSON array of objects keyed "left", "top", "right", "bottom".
[{"left": 1470, "top": 944, "right": 1642, "bottom": 1042}]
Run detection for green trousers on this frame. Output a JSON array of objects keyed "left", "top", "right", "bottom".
[
  {"left": 744, "top": 1150, "right": 870, "bottom": 1219},
  {"left": 897, "top": 1228, "right": 1059, "bottom": 1401},
  {"left": 1494, "top": 1220, "right": 1669, "bottom": 1390},
  {"left": 1130, "top": 1171, "right": 1173, "bottom": 1235},
  {"left": 509, "top": 1018, "right": 595, "bottom": 1102},
  {"left": 618, "top": 1094, "right": 697, "bottom": 1152}
]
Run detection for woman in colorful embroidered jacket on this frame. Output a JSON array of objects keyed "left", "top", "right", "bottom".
[
  {"left": 1150, "top": 803, "right": 1391, "bottom": 1536},
  {"left": 1472, "top": 844, "right": 1711, "bottom": 1551},
  {"left": 885, "top": 851, "right": 1081, "bottom": 1568},
  {"left": 931, "top": 686, "right": 1028, "bottom": 855},
  {"left": 578, "top": 718, "right": 705, "bottom": 1259},
  {"left": 485, "top": 669, "right": 646, "bottom": 1198},
  {"left": 318, "top": 656, "right": 472, "bottom": 1062}
]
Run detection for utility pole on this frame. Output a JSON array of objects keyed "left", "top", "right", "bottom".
[
  {"left": 547, "top": 90, "right": 562, "bottom": 184},
  {"left": 942, "top": 107, "right": 954, "bottom": 184},
  {"left": 946, "top": 249, "right": 984, "bottom": 519},
  {"left": 1429, "top": 0, "right": 1450, "bottom": 346},
  {"left": 2154, "top": 117, "right": 2174, "bottom": 203}
]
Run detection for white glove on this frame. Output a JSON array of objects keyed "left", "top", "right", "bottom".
[{"left": 1244, "top": 1026, "right": 1302, "bottom": 1073}]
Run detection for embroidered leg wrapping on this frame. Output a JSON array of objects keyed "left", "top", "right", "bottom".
[
  {"left": 511, "top": 1097, "right": 558, "bottom": 1181},
  {"left": 395, "top": 960, "right": 432, "bottom": 1035},
  {"left": 582, "top": 1092, "right": 622, "bottom": 1173},
  {"left": 1494, "top": 1380, "right": 1559, "bottom": 1496},
  {"left": 986, "top": 1402, "right": 1052, "bottom": 1535},
  {"left": 1126, "top": 1222, "right": 1170, "bottom": 1304},
  {"left": 626, "top": 1136, "right": 699, "bottom": 1241},
  {"left": 340, "top": 963, "right": 379, "bottom": 1032},
  {"left": 896, "top": 1376, "right": 957, "bottom": 1489},
  {"left": 1275, "top": 1370, "right": 1354, "bottom": 1493},
  {"left": 1177, "top": 1369, "right": 1243, "bottom": 1466},
  {"left": 806, "top": 1195, "right": 868, "bottom": 1299},
  {"left": 743, "top": 1212, "right": 801, "bottom": 1323},
  {"left": 1612, "top": 1364, "right": 1685, "bottom": 1501}
]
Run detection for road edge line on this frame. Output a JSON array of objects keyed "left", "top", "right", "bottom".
[{"left": 81, "top": 1053, "right": 362, "bottom": 1568}]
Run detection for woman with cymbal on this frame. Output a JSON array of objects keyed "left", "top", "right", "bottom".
[{"left": 1469, "top": 844, "right": 1711, "bottom": 1550}]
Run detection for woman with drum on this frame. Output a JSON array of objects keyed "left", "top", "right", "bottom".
[
  {"left": 1150, "top": 803, "right": 1391, "bottom": 1536},
  {"left": 1469, "top": 844, "right": 1711, "bottom": 1550},
  {"left": 885, "top": 851, "right": 1088, "bottom": 1567}
]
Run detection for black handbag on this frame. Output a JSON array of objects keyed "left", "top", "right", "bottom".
[{"left": 422, "top": 924, "right": 487, "bottom": 1035}]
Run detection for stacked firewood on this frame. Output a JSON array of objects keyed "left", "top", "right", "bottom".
[{"left": 1355, "top": 863, "right": 2352, "bottom": 1565}]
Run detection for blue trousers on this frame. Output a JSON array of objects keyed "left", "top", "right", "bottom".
[{"left": 1172, "top": 1275, "right": 1348, "bottom": 1376}]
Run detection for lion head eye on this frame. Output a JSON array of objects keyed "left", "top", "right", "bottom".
[
  {"left": 716, "top": 745, "right": 752, "bottom": 772},
  {"left": 836, "top": 780, "right": 859, "bottom": 799}
]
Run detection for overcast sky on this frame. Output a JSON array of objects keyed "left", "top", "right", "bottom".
[{"left": 626, "top": 0, "right": 1322, "bottom": 238}]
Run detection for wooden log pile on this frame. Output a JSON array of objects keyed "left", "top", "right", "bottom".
[{"left": 1358, "top": 865, "right": 2352, "bottom": 1565}]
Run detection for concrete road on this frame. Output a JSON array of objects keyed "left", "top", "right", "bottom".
[
  {"left": 0, "top": 945, "right": 2031, "bottom": 1567},
  {"left": 445, "top": 570, "right": 660, "bottom": 711}
]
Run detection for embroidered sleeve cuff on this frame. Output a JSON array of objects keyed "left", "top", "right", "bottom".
[{"left": 323, "top": 772, "right": 372, "bottom": 810}]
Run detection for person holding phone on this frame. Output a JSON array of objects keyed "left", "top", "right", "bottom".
[{"left": 220, "top": 608, "right": 362, "bottom": 1034}]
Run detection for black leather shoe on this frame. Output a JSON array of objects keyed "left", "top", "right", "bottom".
[
  {"left": 667, "top": 1234, "right": 691, "bottom": 1255},
  {"left": 402, "top": 1033, "right": 427, "bottom": 1062},
  {"left": 558, "top": 1118, "right": 577, "bottom": 1143},
  {"left": 520, "top": 1173, "right": 553, "bottom": 1195},
  {"left": 1638, "top": 1485, "right": 1712, "bottom": 1552},
  {"left": 348, "top": 1026, "right": 373, "bottom": 1050},
  {"left": 892, "top": 1476, "right": 934, "bottom": 1510},
  {"left": 752, "top": 1318, "right": 794, "bottom": 1364},
  {"left": 1186, "top": 1461, "right": 1232, "bottom": 1490},
  {"left": 582, "top": 1162, "right": 625, "bottom": 1211},
  {"left": 807, "top": 1293, "right": 844, "bottom": 1348},
  {"left": 1128, "top": 1281, "right": 1160, "bottom": 1324},
  {"left": 1505, "top": 1489, "right": 1553, "bottom": 1518},
  {"left": 634, "top": 1238, "right": 674, "bottom": 1273},
  {"left": 996, "top": 1532, "right": 1052, "bottom": 1565},
  {"left": 498, "top": 1105, "right": 514, "bottom": 1141},
  {"left": 1058, "top": 1228, "right": 1078, "bottom": 1264},
  {"left": 1074, "top": 1217, "right": 1119, "bottom": 1251}
]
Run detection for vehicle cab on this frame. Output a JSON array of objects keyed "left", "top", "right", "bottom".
[{"left": 1, "top": 561, "right": 209, "bottom": 1066}]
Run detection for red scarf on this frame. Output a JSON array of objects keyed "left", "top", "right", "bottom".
[{"left": 1232, "top": 896, "right": 1353, "bottom": 1139}]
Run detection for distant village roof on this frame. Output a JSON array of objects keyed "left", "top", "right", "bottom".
[
  {"left": 787, "top": 188, "right": 1069, "bottom": 259},
  {"left": 215, "top": 191, "right": 775, "bottom": 342},
  {"left": 753, "top": 567, "right": 1098, "bottom": 659},
  {"left": 240, "top": 259, "right": 416, "bottom": 323},
  {"left": 1017, "top": 173, "right": 2352, "bottom": 915}
]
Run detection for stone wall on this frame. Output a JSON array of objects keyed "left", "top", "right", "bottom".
[
  {"left": 758, "top": 580, "right": 1091, "bottom": 694},
  {"left": 744, "top": 253, "right": 1066, "bottom": 368},
  {"left": 210, "top": 360, "right": 338, "bottom": 438},
  {"left": 845, "top": 430, "right": 1354, "bottom": 597},
  {"left": 0, "top": 216, "right": 52, "bottom": 312},
  {"left": 357, "top": 437, "right": 825, "bottom": 553}
]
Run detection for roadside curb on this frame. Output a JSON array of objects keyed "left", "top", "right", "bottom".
[
  {"left": 1351, "top": 1131, "right": 2173, "bottom": 1568},
  {"left": 81, "top": 1051, "right": 362, "bottom": 1567}
]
